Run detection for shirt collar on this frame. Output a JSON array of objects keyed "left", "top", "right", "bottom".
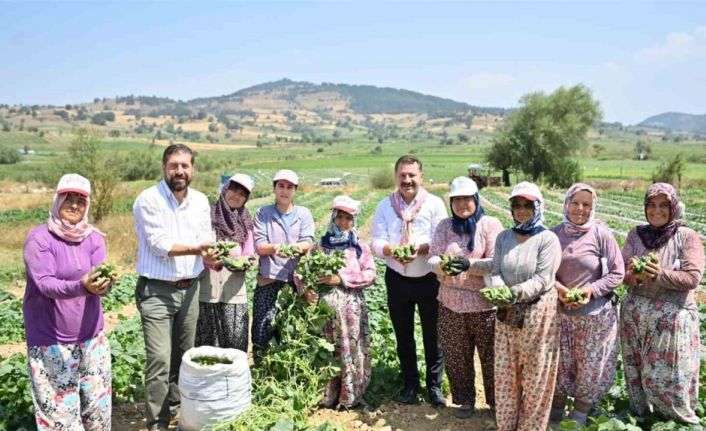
[{"left": 158, "top": 179, "right": 191, "bottom": 208}]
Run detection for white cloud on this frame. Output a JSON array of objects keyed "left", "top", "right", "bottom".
[{"left": 634, "top": 28, "right": 706, "bottom": 63}]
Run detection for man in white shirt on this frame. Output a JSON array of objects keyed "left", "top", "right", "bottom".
[
  {"left": 371, "top": 155, "right": 448, "bottom": 407},
  {"left": 133, "top": 144, "right": 217, "bottom": 431}
]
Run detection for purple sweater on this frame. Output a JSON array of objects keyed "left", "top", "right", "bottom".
[{"left": 23, "top": 224, "right": 106, "bottom": 346}]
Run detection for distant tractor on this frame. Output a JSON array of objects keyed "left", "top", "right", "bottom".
[{"left": 467, "top": 163, "right": 501, "bottom": 189}]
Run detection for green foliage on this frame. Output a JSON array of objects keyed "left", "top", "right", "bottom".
[
  {"left": 0, "top": 299, "right": 25, "bottom": 344},
  {"left": 223, "top": 287, "right": 338, "bottom": 430},
  {"left": 630, "top": 252, "right": 658, "bottom": 274},
  {"left": 101, "top": 273, "right": 137, "bottom": 312},
  {"left": 566, "top": 287, "right": 586, "bottom": 303},
  {"left": 651, "top": 154, "right": 685, "bottom": 187},
  {"left": 108, "top": 315, "right": 146, "bottom": 403},
  {"left": 368, "top": 167, "right": 394, "bottom": 189},
  {"left": 543, "top": 158, "right": 584, "bottom": 188},
  {"left": 118, "top": 150, "right": 162, "bottom": 181},
  {"left": 64, "top": 128, "right": 121, "bottom": 222},
  {"left": 391, "top": 244, "right": 415, "bottom": 261},
  {"left": 0, "top": 354, "right": 35, "bottom": 430},
  {"left": 278, "top": 245, "right": 303, "bottom": 258},
  {"left": 295, "top": 250, "right": 346, "bottom": 293},
  {"left": 0, "top": 147, "right": 20, "bottom": 165},
  {"left": 635, "top": 140, "right": 652, "bottom": 160},
  {"left": 489, "top": 84, "right": 602, "bottom": 183}
]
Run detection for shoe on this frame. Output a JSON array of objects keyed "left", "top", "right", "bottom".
[
  {"left": 397, "top": 383, "right": 419, "bottom": 404},
  {"left": 454, "top": 403, "right": 475, "bottom": 418},
  {"left": 148, "top": 424, "right": 168, "bottom": 431},
  {"left": 428, "top": 386, "right": 446, "bottom": 408}
]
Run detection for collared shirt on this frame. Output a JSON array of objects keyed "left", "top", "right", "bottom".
[
  {"left": 254, "top": 204, "right": 315, "bottom": 282},
  {"left": 371, "top": 192, "right": 448, "bottom": 278},
  {"left": 133, "top": 180, "right": 212, "bottom": 281}
]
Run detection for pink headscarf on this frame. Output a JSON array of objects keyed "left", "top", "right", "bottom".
[
  {"left": 47, "top": 192, "right": 104, "bottom": 243},
  {"left": 390, "top": 188, "right": 428, "bottom": 245},
  {"left": 562, "top": 183, "right": 597, "bottom": 237}
]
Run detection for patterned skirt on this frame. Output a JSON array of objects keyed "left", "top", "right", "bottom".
[{"left": 195, "top": 302, "right": 249, "bottom": 352}]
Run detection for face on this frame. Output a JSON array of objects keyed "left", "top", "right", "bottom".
[
  {"left": 567, "top": 190, "right": 593, "bottom": 225},
  {"left": 274, "top": 180, "right": 296, "bottom": 206},
  {"left": 646, "top": 194, "right": 671, "bottom": 228},
  {"left": 511, "top": 197, "right": 535, "bottom": 224},
  {"left": 451, "top": 196, "right": 477, "bottom": 219},
  {"left": 395, "top": 162, "right": 423, "bottom": 202},
  {"left": 224, "top": 183, "right": 249, "bottom": 210},
  {"left": 163, "top": 151, "right": 194, "bottom": 192},
  {"left": 58, "top": 192, "right": 87, "bottom": 224},
  {"left": 334, "top": 210, "right": 355, "bottom": 232}
]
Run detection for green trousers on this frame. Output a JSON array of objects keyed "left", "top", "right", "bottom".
[{"left": 136, "top": 274, "right": 201, "bottom": 428}]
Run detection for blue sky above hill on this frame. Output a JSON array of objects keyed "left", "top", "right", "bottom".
[{"left": 1, "top": 1, "right": 705, "bottom": 124}]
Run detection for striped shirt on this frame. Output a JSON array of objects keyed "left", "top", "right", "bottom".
[{"left": 133, "top": 180, "right": 212, "bottom": 281}]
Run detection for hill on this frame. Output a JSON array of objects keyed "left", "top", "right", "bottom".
[{"left": 638, "top": 112, "right": 706, "bottom": 134}]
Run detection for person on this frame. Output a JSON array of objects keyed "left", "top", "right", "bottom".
[
  {"left": 133, "top": 144, "right": 218, "bottom": 431},
  {"left": 23, "top": 173, "right": 114, "bottom": 430},
  {"left": 195, "top": 174, "right": 256, "bottom": 352},
  {"left": 619, "top": 183, "right": 704, "bottom": 424},
  {"left": 371, "top": 155, "right": 448, "bottom": 407},
  {"left": 468, "top": 181, "right": 562, "bottom": 430},
  {"left": 298, "top": 195, "right": 377, "bottom": 409},
  {"left": 549, "top": 183, "right": 625, "bottom": 425},
  {"left": 428, "top": 177, "right": 503, "bottom": 418},
  {"left": 252, "top": 169, "right": 315, "bottom": 352}
]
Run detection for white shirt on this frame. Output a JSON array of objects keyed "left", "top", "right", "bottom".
[
  {"left": 371, "top": 191, "right": 448, "bottom": 277},
  {"left": 133, "top": 180, "right": 212, "bottom": 281}
]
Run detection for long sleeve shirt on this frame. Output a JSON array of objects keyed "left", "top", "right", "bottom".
[
  {"left": 430, "top": 216, "right": 503, "bottom": 313},
  {"left": 371, "top": 193, "right": 447, "bottom": 278},
  {"left": 552, "top": 223, "right": 625, "bottom": 316},
  {"left": 133, "top": 180, "right": 212, "bottom": 281},
  {"left": 254, "top": 204, "right": 315, "bottom": 282},
  {"left": 23, "top": 225, "right": 106, "bottom": 346},
  {"left": 622, "top": 226, "right": 705, "bottom": 310},
  {"left": 200, "top": 230, "right": 255, "bottom": 304},
  {"left": 471, "top": 229, "right": 562, "bottom": 303}
]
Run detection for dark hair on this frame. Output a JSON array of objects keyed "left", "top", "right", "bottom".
[
  {"left": 395, "top": 155, "right": 422, "bottom": 172},
  {"left": 162, "top": 144, "right": 194, "bottom": 165},
  {"left": 272, "top": 180, "right": 298, "bottom": 190},
  {"left": 227, "top": 181, "right": 250, "bottom": 196}
]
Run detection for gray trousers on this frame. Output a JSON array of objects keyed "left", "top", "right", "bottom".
[{"left": 136, "top": 275, "right": 201, "bottom": 428}]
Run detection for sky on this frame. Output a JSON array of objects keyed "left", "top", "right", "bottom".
[{"left": 1, "top": 1, "right": 705, "bottom": 124}]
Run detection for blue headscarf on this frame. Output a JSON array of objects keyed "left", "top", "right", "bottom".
[
  {"left": 511, "top": 198, "right": 546, "bottom": 236},
  {"left": 451, "top": 194, "right": 485, "bottom": 252},
  {"left": 320, "top": 209, "right": 363, "bottom": 258}
]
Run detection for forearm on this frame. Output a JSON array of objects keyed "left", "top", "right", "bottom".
[{"left": 167, "top": 243, "right": 203, "bottom": 257}]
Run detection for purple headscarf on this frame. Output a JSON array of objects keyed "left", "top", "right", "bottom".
[
  {"left": 211, "top": 185, "right": 253, "bottom": 244},
  {"left": 562, "top": 183, "right": 597, "bottom": 237},
  {"left": 636, "top": 182, "right": 682, "bottom": 250}
]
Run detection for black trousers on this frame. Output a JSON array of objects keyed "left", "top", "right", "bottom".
[{"left": 385, "top": 267, "right": 443, "bottom": 389}]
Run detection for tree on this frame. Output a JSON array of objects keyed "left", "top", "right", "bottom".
[
  {"left": 63, "top": 129, "right": 121, "bottom": 222},
  {"left": 635, "top": 140, "right": 651, "bottom": 160},
  {"left": 651, "top": 154, "right": 685, "bottom": 188},
  {"left": 486, "top": 84, "right": 602, "bottom": 187},
  {"left": 485, "top": 137, "right": 515, "bottom": 186}
]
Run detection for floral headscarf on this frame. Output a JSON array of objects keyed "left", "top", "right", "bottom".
[
  {"left": 636, "top": 182, "right": 682, "bottom": 250},
  {"left": 211, "top": 182, "right": 253, "bottom": 243},
  {"left": 510, "top": 198, "right": 546, "bottom": 236},
  {"left": 562, "top": 183, "right": 597, "bottom": 237}
]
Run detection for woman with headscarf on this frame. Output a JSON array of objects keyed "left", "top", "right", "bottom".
[
  {"left": 619, "top": 183, "right": 704, "bottom": 424},
  {"left": 298, "top": 195, "right": 376, "bottom": 409},
  {"left": 427, "top": 177, "right": 502, "bottom": 418},
  {"left": 549, "top": 183, "right": 625, "bottom": 425},
  {"left": 468, "top": 181, "right": 562, "bottom": 430},
  {"left": 23, "top": 173, "right": 114, "bottom": 430},
  {"left": 196, "top": 174, "right": 256, "bottom": 352}
]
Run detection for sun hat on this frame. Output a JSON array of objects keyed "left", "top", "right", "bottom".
[
  {"left": 273, "top": 169, "right": 299, "bottom": 185},
  {"left": 332, "top": 195, "right": 361, "bottom": 216},
  {"left": 56, "top": 173, "right": 91, "bottom": 197},
  {"left": 228, "top": 173, "right": 255, "bottom": 193},
  {"left": 448, "top": 176, "right": 479, "bottom": 198},
  {"left": 509, "top": 181, "right": 542, "bottom": 202}
]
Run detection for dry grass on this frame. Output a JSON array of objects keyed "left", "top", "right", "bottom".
[
  {"left": 0, "top": 191, "right": 52, "bottom": 211},
  {"left": 95, "top": 214, "right": 138, "bottom": 270}
]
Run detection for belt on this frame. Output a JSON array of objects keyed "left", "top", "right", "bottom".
[{"left": 143, "top": 277, "right": 196, "bottom": 289}]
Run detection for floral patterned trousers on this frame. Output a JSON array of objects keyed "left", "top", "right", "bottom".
[
  {"left": 619, "top": 293, "right": 701, "bottom": 424},
  {"left": 27, "top": 331, "right": 111, "bottom": 431}
]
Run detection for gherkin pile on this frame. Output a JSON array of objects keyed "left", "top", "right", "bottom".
[
  {"left": 94, "top": 262, "right": 116, "bottom": 283},
  {"left": 631, "top": 252, "right": 658, "bottom": 274},
  {"left": 391, "top": 244, "right": 415, "bottom": 261},
  {"left": 480, "top": 285, "right": 514, "bottom": 306},
  {"left": 566, "top": 286, "right": 586, "bottom": 303},
  {"left": 278, "top": 244, "right": 303, "bottom": 258}
]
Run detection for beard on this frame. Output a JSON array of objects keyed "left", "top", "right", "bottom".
[{"left": 166, "top": 174, "right": 191, "bottom": 192}]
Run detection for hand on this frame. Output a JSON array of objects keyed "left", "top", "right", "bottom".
[
  {"left": 447, "top": 257, "right": 470, "bottom": 275},
  {"left": 316, "top": 274, "right": 342, "bottom": 286},
  {"left": 303, "top": 288, "right": 319, "bottom": 305},
  {"left": 82, "top": 270, "right": 111, "bottom": 295},
  {"left": 565, "top": 286, "right": 592, "bottom": 309},
  {"left": 642, "top": 261, "right": 661, "bottom": 280},
  {"left": 395, "top": 245, "right": 418, "bottom": 265},
  {"left": 555, "top": 282, "right": 571, "bottom": 305},
  {"left": 199, "top": 242, "right": 220, "bottom": 265}
]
